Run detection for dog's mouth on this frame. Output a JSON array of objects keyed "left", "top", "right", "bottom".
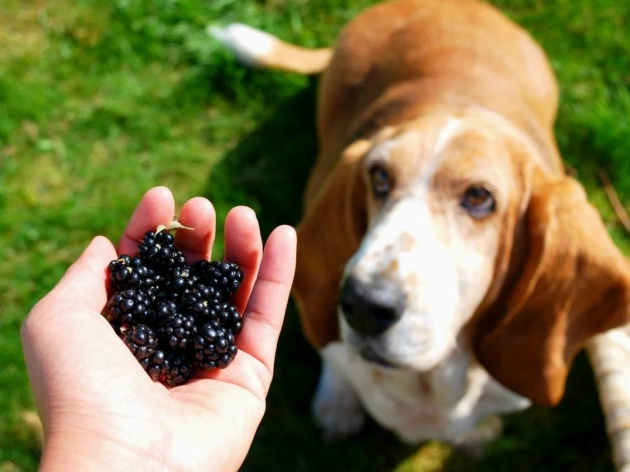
[
  {"left": 341, "top": 317, "right": 401, "bottom": 369},
  {"left": 359, "top": 346, "right": 397, "bottom": 368}
]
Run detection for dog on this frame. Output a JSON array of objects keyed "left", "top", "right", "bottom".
[{"left": 212, "top": 0, "right": 630, "bottom": 449}]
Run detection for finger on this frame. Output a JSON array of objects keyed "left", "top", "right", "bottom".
[
  {"left": 223, "top": 207, "right": 263, "bottom": 314},
  {"left": 187, "top": 225, "right": 296, "bottom": 398},
  {"left": 230, "top": 225, "right": 296, "bottom": 376},
  {"left": 174, "top": 197, "right": 216, "bottom": 265},
  {"left": 44, "top": 236, "right": 118, "bottom": 312},
  {"left": 118, "top": 187, "right": 176, "bottom": 256}
]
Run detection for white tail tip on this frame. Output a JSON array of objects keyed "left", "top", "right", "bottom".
[{"left": 208, "top": 23, "right": 275, "bottom": 68}]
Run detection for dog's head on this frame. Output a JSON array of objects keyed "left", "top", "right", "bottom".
[{"left": 293, "top": 106, "right": 630, "bottom": 406}]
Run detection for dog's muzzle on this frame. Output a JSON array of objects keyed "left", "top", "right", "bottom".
[{"left": 339, "top": 276, "right": 403, "bottom": 337}]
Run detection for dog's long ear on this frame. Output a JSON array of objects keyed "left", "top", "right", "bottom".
[
  {"left": 292, "top": 141, "right": 369, "bottom": 348},
  {"left": 475, "top": 175, "right": 630, "bottom": 406}
]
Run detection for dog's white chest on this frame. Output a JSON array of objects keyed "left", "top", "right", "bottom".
[{"left": 318, "top": 342, "right": 530, "bottom": 444}]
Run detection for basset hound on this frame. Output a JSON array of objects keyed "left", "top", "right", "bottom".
[{"left": 212, "top": 0, "right": 630, "bottom": 447}]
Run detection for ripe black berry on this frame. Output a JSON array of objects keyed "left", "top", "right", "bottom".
[
  {"left": 192, "top": 260, "right": 244, "bottom": 298},
  {"left": 161, "top": 352, "right": 193, "bottom": 386},
  {"left": 103, "top": 289, "right": 150, "bottom": 326},
  {"left": 157, "top": 312, "right": 197, "bottom": 350},
  {"left": 138, "top": 229, "right": 189, "bottom": 270},
  {"left": 218, "top": 303, "right": 243, "bottom": 334},
  {"left": 159, "top": 266, "right": 196, "bottom": 300},
  {"left": 108, "top": 255, "right": 151, "bottom": 290},
  {"left": 151, "top": 300, "right": 178, "bottom": 324},
  {"left": 194, "top": 322, "right": 238, "bottom": 370},
  {"left": 140, "top": 349, "right": 168, "bottom": 381},
  {"left": 121, "top": 324, "right": 158, "bottom": 361},
  {"left": 102, "top": 222, "right": 245, "bottom": 386}
]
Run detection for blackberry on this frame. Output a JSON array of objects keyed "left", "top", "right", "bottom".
[
  {"left": 217, "top": 303, "right": 243, "bottom": 334},
  {"left": 138, "top": 230, "right": 187, "bottom": 270},
  {"left": 140, "top": 266, "right": 160, "bottom": 295},
  {"left": 121, "top": 324, "right": 158, "bottom": 361},
  {"left": 219, "top": 261, "right": 245, "bottom": 295},
  {"left": 180, "top": 284, "right": 221, "bottom": 320},
  {"left": 169, "top": 248, "right": 188, "bottom": 269},
  {"left": 192, "top": 260, "right": 244, "bottom": 298},
  {"left": 143, "top": 284, "right": 159, "bottom": 305},
  {"left": 193, "top": 282, "right": 223, "bottom": 303},
  {"left": 157, "top": 312, "right": 197, "bottom": 350},
  {"left": 108, "top": 255, "right": 151, "bottom": 290},
  {"left": 158, "top": 266, "right": 196, "bottom": 300},
  {"left": 137, "top": 230, "right": 166, "bottom": 264},
  {"left": 102, "top": 221, "right": 246, "bottom": 386},
  {"left": 140, "top": 349, "right": 169, "bottom": 381},
  {"left": 194, "top": 322, "right": 238, "bottom": 370},
  {"left": 180, "top": 289, "right": 209, "bottom": 318},
  {"left": 103, "top": 289, "right": 150, "bottom": 326},
  {"left": 151, "top": 299, "right": 178, "bottom": 325},
  {"left": 161, "top": 352, "right": 193, "bottom": 386}
]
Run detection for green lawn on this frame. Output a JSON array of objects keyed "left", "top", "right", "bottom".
[{"left": 1, "top": 0, "right": 630, "bottom": 470}]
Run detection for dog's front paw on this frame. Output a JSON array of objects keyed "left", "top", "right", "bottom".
[{"left": 312, "top": 355, "right": 366, "bottom": 442}]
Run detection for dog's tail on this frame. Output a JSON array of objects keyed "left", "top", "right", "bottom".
[{"left": 208, "top": 23, "right": 332, "bottom": 75}]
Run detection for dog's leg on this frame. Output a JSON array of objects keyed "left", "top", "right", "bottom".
[{"left": 312, "top": 344, "right": 366, "bottom": 441}]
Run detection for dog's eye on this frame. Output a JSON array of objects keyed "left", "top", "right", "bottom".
[
  {"left": 369, "top": 165, "right": 391, "bottom": 198},
  {"left": 461, "top": 186, "right": 495, "bottom": 218}
]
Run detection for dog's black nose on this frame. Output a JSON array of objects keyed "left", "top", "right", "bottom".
[{"left": 339, "top": 277, "right": 402, "bottom": 336}]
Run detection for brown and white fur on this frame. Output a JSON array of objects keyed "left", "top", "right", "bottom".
[{"left": 212, "top": 0, "right": 630, "bottom": 449}]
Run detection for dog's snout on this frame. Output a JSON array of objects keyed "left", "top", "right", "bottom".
[{"left": 340, "top": 277, "right": 402, "bottom": 336}]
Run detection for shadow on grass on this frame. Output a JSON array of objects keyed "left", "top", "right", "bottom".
[
  {"left": 203, "top": 78, "right": 317, "bottom": 237},
  {"left": 203, "top": 84, "right": 615, "bottom": 471}
]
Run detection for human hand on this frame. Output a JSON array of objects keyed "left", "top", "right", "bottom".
[{"left": 21, "top": 186, "right": 297, "bottom": 471}]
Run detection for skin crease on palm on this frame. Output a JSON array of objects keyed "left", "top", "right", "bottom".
[{"left": 21, "top": 186, "right": 298, "bottom": 472}]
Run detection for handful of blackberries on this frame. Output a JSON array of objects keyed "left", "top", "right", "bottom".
[{"left": 102, "top": 223, "right": 245, "bottom": 386}]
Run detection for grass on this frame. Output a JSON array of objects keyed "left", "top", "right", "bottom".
[{"left": 1, "top": 0, "right": 629, "bottom": 470}]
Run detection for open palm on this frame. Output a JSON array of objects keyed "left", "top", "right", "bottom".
[{"left": 22, "top": 187, "right": 297, "bottom": 471}]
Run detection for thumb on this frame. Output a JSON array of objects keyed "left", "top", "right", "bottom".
[{"left": 51, "top": 235, "right": 118, "bottom": 312}]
